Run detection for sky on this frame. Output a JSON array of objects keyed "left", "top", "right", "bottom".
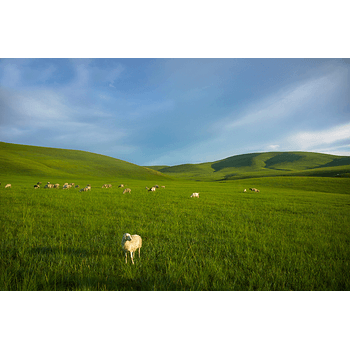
[{"left": 0, "top": 58, "right": 349, "bottom": 166}]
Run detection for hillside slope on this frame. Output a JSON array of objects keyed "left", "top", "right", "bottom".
[
  {"left": 150, "top": 152, "right": 350, "bottom": 180},
  {"left": 0, "top": 142, "right": 169, "bottom": 181}
]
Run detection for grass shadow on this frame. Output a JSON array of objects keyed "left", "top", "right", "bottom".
[
  {"left": 31, "top": 246, "right": 90, "bottom": 257},
  {"left": 211, "top": 153, "right": 260, "bottom": 172}
]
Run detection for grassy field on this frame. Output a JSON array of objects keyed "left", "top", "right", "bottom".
[{"left": 1, "top": 176, "right": 349, "bottom": 290}]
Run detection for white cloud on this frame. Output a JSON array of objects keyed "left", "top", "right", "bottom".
[
  {"left": 286, "top": 123, "right": 350, "bottom": 151},
  {"left": 4, "top": 89, "right": 70, "bottom": 126},
  {"left": 215, "top": 65, "right": 347, "bottom": 132},
  {"left": 267, "top": 145, "right": 280, "bottom": 151}
]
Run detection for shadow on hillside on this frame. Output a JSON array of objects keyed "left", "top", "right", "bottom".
[
  {"left": 264, "top": 153, "right": 303, "bottom": 168},
  {"left": 318, "top": 158, "right": 350, "bottom": 168},
  {"left": 211, "top": 153, "right": 260, "bottom": 172},
  {"left": 31, "top": 246, "right": 90, "bottom": 257}
]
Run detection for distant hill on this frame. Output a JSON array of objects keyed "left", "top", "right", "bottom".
[
  {"left": 2, "top": 142, "right": 349, "bottom": 182},
  {"left": 149, "top": 152, "right": 350, "bottom": 180},
  {"left": 0, "top": 141, "right": 169, "bottom": 181}
]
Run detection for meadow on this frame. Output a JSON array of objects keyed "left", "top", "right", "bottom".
[{"left": 1, "top": 176, "right": 349, "bottom": 290}]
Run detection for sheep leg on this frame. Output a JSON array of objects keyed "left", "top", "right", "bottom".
[
  {"left": 125, "top": 253, "right": 127, "bottom": 264},
  {"left": 138, "top": 247, "right": 141, "bottom": 259},
  {"left": 130, "top": 251, "right": 134, "bottom": 264}
]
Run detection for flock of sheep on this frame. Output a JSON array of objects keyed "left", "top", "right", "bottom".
[
  {"left": 2, "top": 180, "right": 260, "bottom": 265},
  {"left": 2, "top": 181, "right": 260, "bottom": 197}
]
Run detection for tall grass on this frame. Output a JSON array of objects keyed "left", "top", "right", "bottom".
[{"left": 1, "top": 177, "right": 349, "bottom": 290}]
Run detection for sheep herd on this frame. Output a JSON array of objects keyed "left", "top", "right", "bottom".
[
  {"left": 1, "top": 180, "right": 261, "bottom": 265},
  {"left": 2, "top": 181, "right": 261, "bottom": 196}
]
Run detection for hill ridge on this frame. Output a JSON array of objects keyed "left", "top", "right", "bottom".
[
  {"left": 0, "top": 141, "right": 170, "bottom": 181},
  {"left": 149, "top": 151, "right": 350, "bottom": 180}
]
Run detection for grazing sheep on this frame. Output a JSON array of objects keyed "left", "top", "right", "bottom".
[
  {"left": 243, "top": 189, "right": 247, "bottom": 192},
  {"left": 34, "top": 184, "right": 40, "bottom": 189},
  {"left": 63, "top": 184, "right": 71, "bottom": 189},
  {"left": 102, "top": 184, "right": 112, "bottom": 188},
  {"left": 37, "top": 182, "right": 42, "bottom": 185},
  {"left": 44, "top": 184, "right": 54, "bottom": 189},
  {"left": 161, "top": 186, "right": 165, "bottom": 189},
  {"left": 123, "top": 188, "right": 131, "bottom": 194},
  {"left": 75, "top": 185, "right": 80, "bottom": 188},
  {"left": 149, "top": 186, "right": 156, "bottom": 192},
  {"left": 5, "top": 184, "right": 11, "bottom": 188},
  {"left": 79, "top": 185, "right": 91, "bottom": 192},
  {"left": 250, "top": 188, "right": 260, "bottom": 192},
  {"left": 54, "top": 184, "right": 60, "bottom": 188},
  {"left": 190, "top": 192, "right": 199, "bottom": 198},
  {"left": 121, "top": 233, "right": 142, "bottom": 264},
  {"left": 118, "top": 184, "right": 124, "bottom": 188},
  {"left": 79, "top": 186, "right": 90, "bottom": 192}
]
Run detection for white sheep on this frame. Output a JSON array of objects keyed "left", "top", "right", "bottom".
[
  {"left": 149, "top": 186, "right": 156, "bottom": 192},
  {"left": 5, "top": 184, "right": 11, "bottom": 188},
  {"left": 121, "top": 233, "right": 142, "bottom": 264},
  {"left": 243, "top": 189, "right": 247, "bottom": 192},
  {"left": 123, "top": 188, "right": 131, "bottom": 194},
  {"left": 190, "top": 192, "right": 199, "bottom": 198},
  {"left": 250, "top": 188, "right": 260, "bottom": 192}
]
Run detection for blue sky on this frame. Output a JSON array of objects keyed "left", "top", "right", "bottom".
[{"left": 0, "top": 58, "right": 349, "bottom": 166}]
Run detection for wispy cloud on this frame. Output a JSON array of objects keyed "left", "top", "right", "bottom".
[
  {"left": 1, "top": 59, "right": 349, "bottom": 165},
  {"left": 285, "top": 123, "right": 350, "bottom": 152},
  {"left": 216, "top": 65, "right": 347, "bottom": 132}
]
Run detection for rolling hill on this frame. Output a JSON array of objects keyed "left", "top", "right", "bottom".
[
  {"left": 1, "top": 142, "right": 350, "bottom": 182},
  {"left": 149, "top": 152, "right": 350, "bottom": 180},
  {"left": 0, "top": 141, "right": 169, "bottom": 181}
]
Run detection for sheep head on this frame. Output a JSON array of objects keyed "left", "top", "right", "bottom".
[{"left": 122, "top": 233, "right": 132, "bottom": 244}]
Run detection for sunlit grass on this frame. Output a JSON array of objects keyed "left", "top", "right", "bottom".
[{"left": 1, "top": 176, "right": 349, "bottom": 290}]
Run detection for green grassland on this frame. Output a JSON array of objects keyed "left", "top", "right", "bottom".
[{"left": 1, "top": 142, "right": 349, "bottom": 290}]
